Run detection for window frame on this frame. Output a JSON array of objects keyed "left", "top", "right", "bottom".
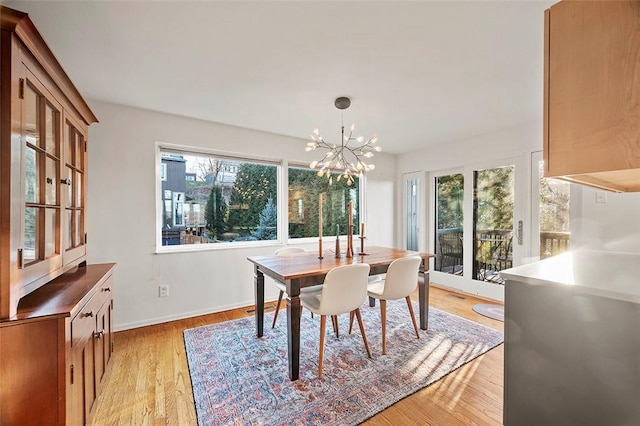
[{"left": 155, "top": 142, "right": 283, "bottom": 253}]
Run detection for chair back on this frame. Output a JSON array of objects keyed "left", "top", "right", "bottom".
[
  {"left": 275, "top": 247, "right": 306, "bottom": 256},
  {"left": 381, "top": 256, "right": 422, "bottom": 300},
  {"left": 318, "top": 264, "right": 370, "bottom": 316}
]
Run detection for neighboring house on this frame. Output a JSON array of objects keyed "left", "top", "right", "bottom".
[{"left": 161, "top": 155, "right": 187, "bottom": 245}]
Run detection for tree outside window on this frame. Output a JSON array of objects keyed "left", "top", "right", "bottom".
[
  {"left": 159, "top": 150, "right": 278, "bottom": 246},
  {"left": 288, "top": 167, "right": 360, "bottom": 239}
]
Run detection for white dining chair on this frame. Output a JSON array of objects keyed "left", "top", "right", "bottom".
[
  {"left": 300, "top": 263, "right": 372, "bottom": 379},
  {"left": 271, "top": 247, "right": 322, "bottom": 328},
  {"left": 360, "top": 255, "right": 422, "bottom": 355}
]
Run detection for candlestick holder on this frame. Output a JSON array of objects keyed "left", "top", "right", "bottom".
[
  {"left": 318, "top": 237, "right": 323, "bottom": 259},
  {"left": 358, "top": 236, "right": 368, "bottom": 256},
  {"left": 346, "top": 234, "right": 354, "bottom": 258},
  {"left": 335, "top": 236, "right": 341, "bottom": 258}
]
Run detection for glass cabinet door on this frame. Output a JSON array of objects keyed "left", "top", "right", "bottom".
[
  {"left": 22, "top": 77, "right": 61, "bottom": 269},
  {"left": 63, "top": 117, "right": 86, "bottom": 263}
]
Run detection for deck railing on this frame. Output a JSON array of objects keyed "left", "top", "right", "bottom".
[
  {"left": 540, "top": 231, "right": 570, "bottom": 259},
  {"left": 436, "top": 229, "right": 571, "bottom": 283}
]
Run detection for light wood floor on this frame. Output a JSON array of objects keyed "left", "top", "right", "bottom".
[{"left": 92, "top": 284, "right": 504, "bottom": 426}]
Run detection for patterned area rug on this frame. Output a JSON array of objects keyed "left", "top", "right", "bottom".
[
  {"left": 472, "top": 303, "right": 505, "bottom": 322},
  {"left": 184, "top": 302, "right": 503, "bottom": 426}
]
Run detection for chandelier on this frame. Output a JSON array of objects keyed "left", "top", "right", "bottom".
[{"left": 305, "top": 97, "right": 381, "bottom": 185}]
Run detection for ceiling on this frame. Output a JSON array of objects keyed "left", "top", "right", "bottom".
[{"left": 5, "top": 0, "right": 555, "bottom": 155}]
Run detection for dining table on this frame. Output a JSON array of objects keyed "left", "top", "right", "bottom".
[{"left": 247, "top": 246, "right": 435, "bottom": 381}]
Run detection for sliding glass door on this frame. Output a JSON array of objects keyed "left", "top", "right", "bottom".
[
  {"left": 434, "top": 173, "right": 464, "bottom": 275},
  {"left": 430, "top": 158, "right": 524, "bottom": 300},
  {"left": 472, "top": 165, "right": 515, "bottom": 284}
]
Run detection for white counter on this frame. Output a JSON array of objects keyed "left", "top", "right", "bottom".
[{"left": 500, "top": 250, "right": 640, "bottom": 304}]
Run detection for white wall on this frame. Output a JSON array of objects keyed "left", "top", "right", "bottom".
[
  {"left": 571, "top": 186, "right": 640, "bottom": 253},
  {"left": 87, "top": 101, "right": 395, "bottom": 331}
]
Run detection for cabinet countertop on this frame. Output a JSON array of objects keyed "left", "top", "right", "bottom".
[
  {"left": 500, "top": 250, "right": 640, "bottom": 304},
  {"left": 6, "top": 263, "right": 116, "bottom": 322}
]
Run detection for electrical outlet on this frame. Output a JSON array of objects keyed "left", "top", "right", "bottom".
[{"left": 159, "top": 284, "right": 169, "bottom": 297}]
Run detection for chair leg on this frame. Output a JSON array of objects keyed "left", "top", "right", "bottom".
[
  {"left": 272, "top": 290, "right": 284, "bottom": 328},
  {"left": 318, "top": 315, "right": 326, "bottom": 379},
  {"left": 348, "top": 311, "right": 355, "bottom": 334},
  {"left": 405, "top": 296, "right": 420, "bottom": 339},
  {"left": 354, "top": 308, "right": 372, "bottom": 358},
  {"left": 331, "top": 315, "right": 339, "bottom": 338},
  {"left": 380, "top": 299, "right": 387, "bottom": 355}
]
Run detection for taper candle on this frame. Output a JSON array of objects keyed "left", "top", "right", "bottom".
[
  {"left": 346, "top": 201, "right": 354, "bottom": 257},
  {"left": 318, "top": 193, "right": 323, "bottom": 258},
  {"left": 318, "top": 193, "right": 323, "bottom": 238},
  {"left": 361, "top": 222, "right": 365, "bottom": 237}
]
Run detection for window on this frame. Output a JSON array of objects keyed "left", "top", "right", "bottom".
[
  {"left": 288, "top": 166, "right": 360, "bottom": 239},
  {"left": 158, "top": 147, "right": 279, "bottom": 247},
  {"left": 434, "top": 173, "right": 464, "bottom": 275}
]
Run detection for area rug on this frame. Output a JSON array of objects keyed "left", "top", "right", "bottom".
[
  {"left": 472, "top": 303, "right": 505, "bottom": 322},
  {"left": 184, "top": 302, "right": 503, "bottom": 426}
]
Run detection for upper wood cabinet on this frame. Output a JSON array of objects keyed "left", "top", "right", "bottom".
[
  {"left": 0, "top": 6, "right": 97, "bottom": 318},
  {"left": 544, "top": 0, "right": 640, "bottom": 192}
]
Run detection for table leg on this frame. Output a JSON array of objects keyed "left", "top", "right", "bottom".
[
  {"left": 419, "top": 267, "right": 430, "bottom": 330},
  {"left": 254, "top": 266, "right": 264, "bottom": 338},
  {"left": 286, "top": 285, "right": 301, "bottom": 381}
]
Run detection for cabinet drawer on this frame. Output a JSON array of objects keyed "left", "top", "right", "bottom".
[
  {"left": 71, "top": 295, "right": 101, "bottom": 347},
  {"left": 96, "top": 275, "right": 114, "bottom": 310}
]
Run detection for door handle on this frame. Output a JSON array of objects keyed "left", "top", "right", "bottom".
[{"left": 517, "top": 220, "right": 523, "bottom": 246}]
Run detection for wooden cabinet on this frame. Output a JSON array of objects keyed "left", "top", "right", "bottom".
[
  {"left": 0, "top": 263, "right": 115, "bottom": 426},
  {"left": 0, "top": 7, "right": 113, "bottom": 425},
  {"left": 1, "top": 5, "right": 97, "bottom": 319},
  {"left": 69, "top": 272, "right": 114, "bottom": 424},
  {"left": 544, "top": 0, "right": 640, "bottom": 192}
]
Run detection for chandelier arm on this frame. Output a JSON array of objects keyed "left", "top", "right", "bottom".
[{"left": 315, "top": 140, "right": 335, "bottom": 150}]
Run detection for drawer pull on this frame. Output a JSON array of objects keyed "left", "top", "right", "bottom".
[
  {"left": 103, "top": 287, "right": 111, "bottom": 292},
  {"left": 94, "top": 330, "right": 104, "bottom": 339},
  {"left": 83, "top": 311, "right": 94, "bottom": 318}
]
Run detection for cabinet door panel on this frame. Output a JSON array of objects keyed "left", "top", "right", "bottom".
[
  {"left": 545, "top": 0, "right": 640, "bottom": 191},
  {"left": 0, "top": 319, "right": 61, "bottom": 425},
  {"left": 94, "top": 301, "right": 110, "bottom": 390},
  {"left": 62, "top": 116, "right": 87, "bottom": 265},
  {"left": 16, "top": 69, "right": 64, "bottom": 290}
]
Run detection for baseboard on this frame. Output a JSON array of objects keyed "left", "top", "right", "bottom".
[
  {"left": 113, "top": 298, "right": 279, "bottom": 332},
  {"left": 430, "top": 282, "right": 503, "bottom": 304}
]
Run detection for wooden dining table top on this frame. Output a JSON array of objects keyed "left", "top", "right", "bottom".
[{"left": 247, "top": 246, "right": 434, "bottom": 282}]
